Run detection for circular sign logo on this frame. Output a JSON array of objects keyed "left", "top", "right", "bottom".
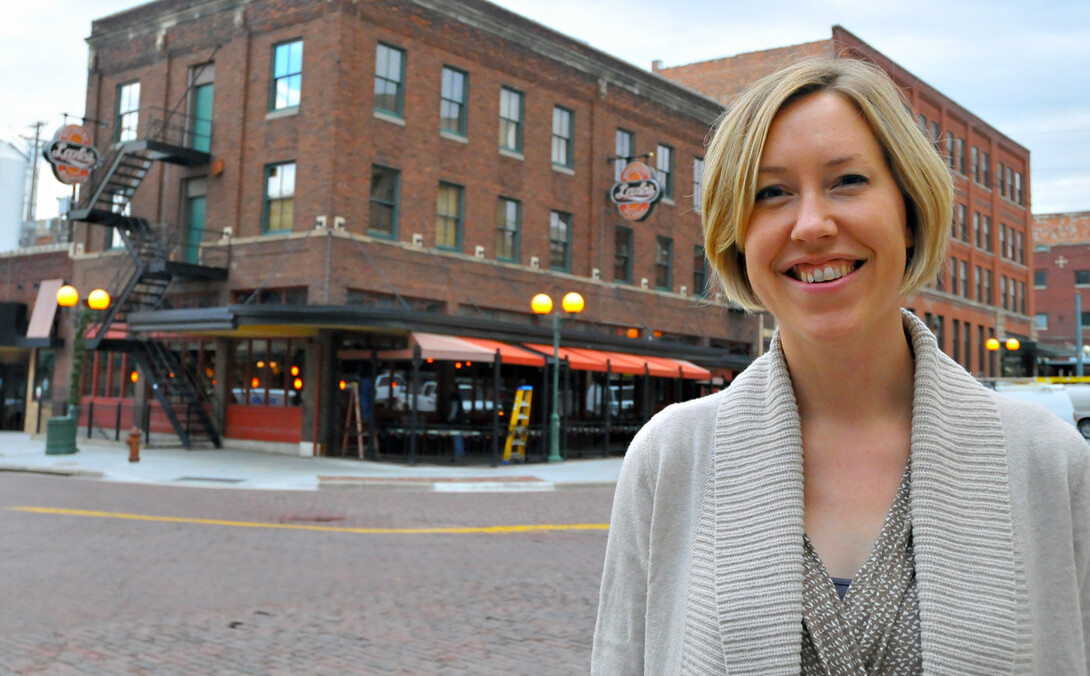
[
  {"left": 42, "top": 124, "right": 101, "bottom": 185},
  {"left": 610, "top": 161, "right": 662, "bottom": 221}
]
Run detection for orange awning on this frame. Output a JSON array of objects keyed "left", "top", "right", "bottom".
[
  {"left": 379, "top": 333, "right": 545, "bottom": 366},
  {"left": 523, "top": 344, "right": 711, "bottom": 380}
]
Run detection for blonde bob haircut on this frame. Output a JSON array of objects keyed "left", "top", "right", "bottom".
[{"left": 701, "top": 58, "right": 954, "bottom": 311}]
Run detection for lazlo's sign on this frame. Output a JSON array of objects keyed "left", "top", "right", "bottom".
[
  {"left": 42, "top": 124, "right": 101, "bottom": 185},
  {"left": 610, "top": 161, "right": 662, "bottom": 221}
]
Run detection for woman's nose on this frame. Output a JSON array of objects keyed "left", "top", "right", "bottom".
[{"left": 791, "top": 193, "right": 837, "bottom": 242}]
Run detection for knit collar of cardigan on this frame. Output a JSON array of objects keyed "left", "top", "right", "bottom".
[{"left": 709, "top": 309, "right": 1028, "bottom": 675}]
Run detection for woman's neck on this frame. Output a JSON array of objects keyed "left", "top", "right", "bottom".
[{"left": 780, "top": 315, "right": 916, "bottom": 424}]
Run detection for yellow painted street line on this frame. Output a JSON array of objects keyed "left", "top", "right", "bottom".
[{"left": 6, "top": 506, "right": 609, "bottom": 535}]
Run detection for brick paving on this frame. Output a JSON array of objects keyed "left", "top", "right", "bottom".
[{"left": 0, "top": 474, "right": 613, "bottom": 675}]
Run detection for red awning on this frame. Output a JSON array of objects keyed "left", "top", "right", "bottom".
[
  {"left": 523, "top": 344, "right": 711, "bottom": 380},
  {"left": 378, "top": 333, "right": 545, "bottom": 366}
]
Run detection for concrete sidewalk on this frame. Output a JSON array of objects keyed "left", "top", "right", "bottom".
[{"left": 0, "top": 432, "right": 623, "bottom": 492}]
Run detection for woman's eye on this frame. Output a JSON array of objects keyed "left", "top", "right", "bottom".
[
  {"left": 838, "top": 174, "right": 868, "bottom": 187},
  {"left": 755, "top": 186, "right": 784, "bottom": 202}
]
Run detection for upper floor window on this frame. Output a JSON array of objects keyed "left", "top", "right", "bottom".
[
  {"left": 1076, "top": 270, "right": 1090, "bottom": 286},
  {"left": 263, "top": 162, "right": 296, "bottom": 232},
  {"left": 1006, "top": 167, "right": 1015, "bottom": 201},
  {"left": 656, "top": 144, "right": 674, "bottom": 200},
  {"left": 499, "top": 87, "right": 524, "bottom": 153},
  {"left": 1015, "top": 172, "right": 1024, "bottom": 205},
  {"left": 693, "top": 245, "right": 709, "bottom": 298},
  {"left": 549, "top": 210, "right": 571, "bottom": 271},
  {"left": 1036, "top": 313, "right": 1048, "bottom": 330},
  {"left": 982, "top": 152, "right": 991, "bottom": 187},
  {"left": 945, "top": 132, "right": 954, "bottom": 169},
  {"left": 655, "top": 236, "right": 674, "bottom": 290},
  {"left": 551, "top": 106, "right": 573, "bottom": 168},
  {"left": 116, "top": 81, "right": 140, "bottom": 142},
  {"left": 1016, "top": 231, "right": 1024, "bottom": 264},
  {"left": 369, "top": 165, "right": 400, "bottom": 238},
  {"left": 693, "top": 157, "right": 705, "bottom": 212},
  {"left": 614, "top": 225, "right": 633, "bottom": 283},
  {"left": 374, "top": 43, "right": 405, "bottom": 117},
  {"left": 440, "top": 66, "right": 467, "bottom": 135},
  {"left": 983, "top": 215, "right": 992, "bottom": 252},
  {"left": 971, "top": 146, "right": 979, "bottom": 183},
  {"left": 614, "top": 129, "right": 634, "bottom": 181},
  {"left": 495, "top": 197, "right": 520, "bottom": 262},
  {"left": 1034, "top": 269, "right": 1046, "bottom": 288},
  {"left": 998, "top": 161, "right": 1006, "bottom": 196},
  {"left": 270, "top": 40, "right": 302, "bottom": 111},
  {"left": 436, "top": 182, "right": 463, "bottom": 251}
]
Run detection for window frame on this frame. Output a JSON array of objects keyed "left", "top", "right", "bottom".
[
  {"left": 439, "top": 65, "right": 468, "bottom": 136},
  {"left": 614, "top": 128, "right": 634, "bottom": 181},
  {"left": 495, "top": 197, "right": 521, "bottom": 262},
  {"left": 693, "top": 245, "right": 709, "bottom": 298},
  {"left": 551, "top": 105, "right": 574, "bottom": 168},
  {"left": 435, "top": 182, "right": 464, "bottom": 252},
  {"left": 693, "top": 156, "right": 705, "bottom": 212},
  {"left": 261, "top": 161, "right": 296, "bottom": 233},
  {"left": 655, "top": 236, "right": 674, "bottom": 291},
  {"left": 549, "top": 210, "right": 572, "bottom": 272},
  {"left": 498, "top": 86, "right": 524, "bottom": 153},
  {"left": 374, "top": 42, "right": 406, "bottom": 117},
  {"left": 269, "top": 39, "right": 303, "bottom": 112},
  {"left": 655, "top": 144, "right": 674, "bottom": 199},
  {"left": 115, "top": 80, "right": 141, "bottom": 142},
  {"left": 614, "top": 225, "right": 633, "bottom": 284},
  {"left": 368, "top": 164, "right": 401, "bottom": 239}
]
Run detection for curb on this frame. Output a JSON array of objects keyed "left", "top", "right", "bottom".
[
  {"left": 318, "top": 475, "right": 560, "bottom": 492},
  {"left": 0, "top": 464, "right": 105, "bottom": 479}
]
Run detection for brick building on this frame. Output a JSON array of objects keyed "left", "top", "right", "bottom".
[
  {"left": 26, "top": 0, "right": 759, "bottom": 459},
  {"left": 1031, "top": 211, "right": 1090, "bottom": 373},
  {"left": 655, "top": 25, "right": 1036, "bottom": 377}
]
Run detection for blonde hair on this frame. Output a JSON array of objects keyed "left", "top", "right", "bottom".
[{"left": 701, "top": 58, "right": 953, "bottom": 311}]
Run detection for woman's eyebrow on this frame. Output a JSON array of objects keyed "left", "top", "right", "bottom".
[{"left": 757, "top": 155, "right": 861, "bottom": 174}]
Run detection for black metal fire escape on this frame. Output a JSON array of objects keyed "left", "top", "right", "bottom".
[{"left": 69, "top": 98, "right": 227, "bottom": 448}]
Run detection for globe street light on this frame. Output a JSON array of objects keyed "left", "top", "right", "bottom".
[{"left": 532, "top": 291, "right": 584, "bottom": 463}]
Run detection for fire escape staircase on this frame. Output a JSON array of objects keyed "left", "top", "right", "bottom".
[{"left": 70, "top": 105, "right": 226, "bottom": 448}]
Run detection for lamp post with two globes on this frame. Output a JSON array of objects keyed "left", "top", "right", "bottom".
[
  {"left": 985, "top": 336, "right": 1021, "bottom": 378},
  {"left": 531, "top": 291, "right": 584, "bottom": 463}
]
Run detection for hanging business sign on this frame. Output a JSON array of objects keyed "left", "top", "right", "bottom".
[
  {"left": 610, "top": 161, "right": 662, "bottom": 222},
  {"left": 42, "top": 124, "right": 101, "bottom": 185}
]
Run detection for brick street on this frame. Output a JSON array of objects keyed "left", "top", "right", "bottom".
[{"left": 0, "top": 474, "right": 614, "bottom": 675}]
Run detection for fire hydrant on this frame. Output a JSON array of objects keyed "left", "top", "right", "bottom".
[{"left": 127, "top": 427, "right": 141, "bottom": 463}]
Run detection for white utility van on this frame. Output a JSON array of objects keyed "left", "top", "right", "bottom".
[
  {"left": 993, "top": 383, "right": 1078, "bottom": 430},
  {"left": 1063, "top": 384, "right": 1090, "bottom": 438}
]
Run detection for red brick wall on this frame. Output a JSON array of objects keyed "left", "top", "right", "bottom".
[{"left": 1035, "top": 211, "right": 1090, "bottom": 246}]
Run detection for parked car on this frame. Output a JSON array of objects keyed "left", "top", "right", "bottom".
[
  {"left": 1063, "top": 384, "right": 1090, "bottom": 438},
  {"left": 994, "top": 383, "right": 1078, "bottom": 430}
]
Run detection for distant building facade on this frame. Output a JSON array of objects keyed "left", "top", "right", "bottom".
[
  {"left": 1031, "top": 211, "right": 1090, "bottom": 372},
  {"left": 655, "top": 25, "right": 1036, "bottom": 377}
]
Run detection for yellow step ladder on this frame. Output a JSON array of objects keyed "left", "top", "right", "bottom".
[{"left": 503, "top": 386, "right": 533, "bottom": 464}]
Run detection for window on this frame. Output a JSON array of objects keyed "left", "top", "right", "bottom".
[
  {"left": 1016, "top": 232, "right": 1024, "bottom": 264},
  {"left": 1006, "top": 167, "right": 1014, "bottom": 201},
  {"left": 978, "top": 325, "right": 986, "bottom": 373},
  {"left": 1015, "top": 172, "right": 1024, "bottom": 205},
  {"left": 982, "top": 152, "right": 991, "bottom": 187},
  {"left": 656, "top": 144, "right": 674, "bottom": 199},
  {"left": 965, "top": 321, "right": 972, "bottom": 370},
  {"left": 369, "top": 165, "right": 400, "bottom": 237},
  {"left": 270, "top": 40, "right": 302, "bottom": 111},
  {"left": 971, "top": 146, "right": 979, "bottom": 183},
  {"left": 960, "top": 260, "right": 969, "bottom": 298},
  {"left": 693, "top": 157, "right": 704, "bottom": 212},
  {"left": 374, "top": 43, "right": 405, "bottom": 116},
  {"left": 1036, "top": 313, "right": 1048, "bottom": 330},
  {"left": 1019, "top": 281, "right": 1026, "bottom": 314},
  {"left": 551, "top": 106, "right": 573, "bottom": 168},
  {"left": 498, "top": 87, "right": 523, "bottom": 153},
  {"left": 694, "top": 246, "right": 709, "bottom": 298},
  {"left": 232, "top": 339, "right": 306, "bottom": 407},
  {"left": 440, "top": 66, "right": 467, "bottom": 135},
  {"left": 950, "top": 256, "right": 957, "bottom": 295},
  {"left": 436, "top": 183, "right": 463, "bottom": 251},
  {"left": 1000, "top": 276, "right": 1007, "bottom": 309},
  {"left": 1077, "top": 270, "right": 1090, "bottom": 286},
  {"left": 983, "top": 216, "right": 992, "bottom": 252},
  {"left": 614, "top": 226, "right": 633, "bottom": 283},
  {"left": 958, "top": 204, "right": 968, "bottom": 242},
  {"left": 998, "top": 161, "right": 1006, "bottom": 195},
  {"left": 614, "top": 129, "right": 634, "bottom": 181},
  {"left": 930, "top": 121, "right": 941, "bottom": 148},
  {"left": 999, "top": 225, "right": 1006, "bottom": 259},
  {"left": 1010, "top": 278, "right": 1016, "bottom": 311},
  {"left": 116, "top": 81, "right": 140, "bottom": 142},
  {"left": 986, "top": 270, "right": 993, "bottom": 304},
  {"left": 549, "top": 211, "right": 571, "bottom": 271},
  {"left": 1034, "top": 269, "right": 1046, "bottom": 288},
  {"left": 655, "top": 236, "right": 673, "bottom": 290},
  {"left": 934, "top": 315, "right": 945, "bottom": 351},
  {"left": 262, "top": 162, "right": 295, "bottom": 232},
  {"left": 935, "top": 266, "right": 944, "bottom": 292},
  {"left": 918, "top": 113, "right": 927, "bottom": 133},
  {"left": 495, "top": 197, "right": 520, "bottom": 262},
  {"left": 975, "top": 266, "right": 982, "bottom": 302},
  {"left": 946, "top": 132, "right": 954, "bottom": 169},
  {"left": 973, "top": 211, "right": 981, "bottom": 248},
  {"left": 952, "top": 319, "right": 960, "bottom": 363},
  {"left": 955, "top": 137, "right": 965, "bottom": 174}
]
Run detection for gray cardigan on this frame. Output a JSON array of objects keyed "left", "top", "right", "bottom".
[{"left": 592, "top": 311, "right": 1090, "bottom": 675}]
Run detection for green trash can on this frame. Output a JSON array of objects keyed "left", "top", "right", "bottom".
[{"left": 45, "top": 415, "right": 78, "bottom": 455}]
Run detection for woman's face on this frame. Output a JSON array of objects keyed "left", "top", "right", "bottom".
[{"left": 742, "top": 91, "right": 912, "bottom": 350}]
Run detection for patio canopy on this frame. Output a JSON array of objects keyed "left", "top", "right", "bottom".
[
  {"left": 378, "top": 333, "right": 545, "bottom": 367},
  {"left": 523, "top": 344, "right": 711, "bottom": 380}
]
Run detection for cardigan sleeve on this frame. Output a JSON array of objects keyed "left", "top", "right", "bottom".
[
  {"left": 1071, "top": 443, "right": 1090, "bottom": 670},
  {"left": 592, "top": 428, "right": 656, "bottom": 675}
]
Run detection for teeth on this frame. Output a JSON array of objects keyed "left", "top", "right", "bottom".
[{"left": 795, "top": 263, "right": 853, "bottom": 284}]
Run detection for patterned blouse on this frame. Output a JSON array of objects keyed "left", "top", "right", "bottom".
[{"left": 800, "top": 470, "right": 922, "bottom": 675}]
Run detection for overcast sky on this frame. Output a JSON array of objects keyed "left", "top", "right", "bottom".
[{"left": 3, "top": 0, "right": 1087, "bottom": 218}]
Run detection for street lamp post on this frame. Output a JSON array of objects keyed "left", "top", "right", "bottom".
[
  {"left": 531, "top": 291, "right": 584, "bottom": 463},
  {"left": 46, "top": 284, "right": 110, "bottom": 455}
]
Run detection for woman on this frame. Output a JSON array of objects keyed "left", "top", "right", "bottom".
[{"left": 592, "top": 58, "right": 1090, "bottom": 675}]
